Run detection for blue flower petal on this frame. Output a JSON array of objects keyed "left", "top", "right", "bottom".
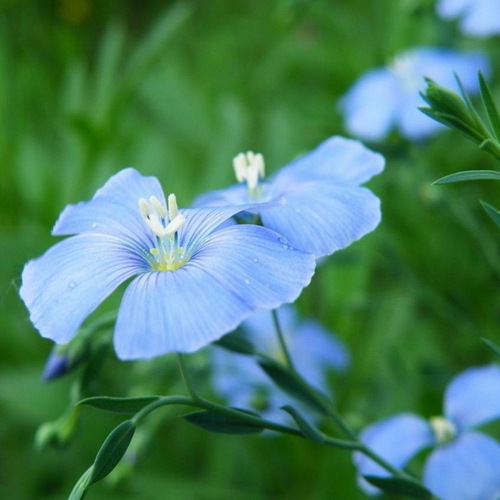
[
  {"left": 276, "top": 136, "right": 385, "bottom": 185},
  {"left": 20, "top": 234, "right": 146, "bottom": 344},
  {"left": 354, "top": 413, "right": 434, "bottom": 495},
  {"left": 341, "top": 68, "right": 402, "bottom": 141},
  {"left": 444, "top": 364, "right": 500, "bottom": 429},
  {"left": 424, "top": 431, "right": 500, "bottom": 500},
  {"left": 260, "top": 181, "right": 381, "bottom": 257},
  {"left": 192, "top": 184, "right": 253, "bottom": 208},
  {"left": 114, "top": 224, "right": 315, "bottom": 359}
]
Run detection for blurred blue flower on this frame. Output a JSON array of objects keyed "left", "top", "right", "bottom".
[
  {"left": 195, "top": 136, "right": 384, "bottom": 258},
  {"left": 341, "top": 47, "right": 489, "bottom": 141},
  {"left": 437, "top": 0, "right": 500, "bottom": 37},
  {"left": 20, "top": 168, "right": 315, "bottom": 360},
  {"left": 354, "top": 364, "right": 500, "bottom": 500},
  {"left": 212, "top": 305, "right": 350, "bottom": 422}
]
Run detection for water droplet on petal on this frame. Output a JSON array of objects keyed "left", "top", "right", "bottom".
[
  {"left": 294, "top": 208, "right": 301, "bottom": 213},
  {"left": 343, "top": 194, "right": 351, "bottom": 200},
  {"left": 282, "top": 244, "right": 288, "bottom": 250},
  {"left": 278, "top": 236, "right": 288, "bottom": 244},
  {"left": 252, "top": 258, "right": 258, "bottom": 263},
  {"left": 244, "top": 279, "right": 250, "bottom": 285},
  {"left": 92, "top": 222, "right": 98, "bottom": 228},
  {"left": 68, "top": 281, "right": 76, "bottom": 289}
]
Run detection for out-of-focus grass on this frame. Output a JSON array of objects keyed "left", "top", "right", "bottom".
[{"left": 1, "top": 1, "right": 500, "bottom": 498}]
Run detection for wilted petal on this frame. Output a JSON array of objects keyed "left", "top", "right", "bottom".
[
  {"left": 260, "top": 181, "right": 381, "bottom": 257},
  {"left": 20, "top": 234, "right": 146, "bottom": 344},
  {"left": 277, "top": 136, "right": 385, "bottom": 185},
  {"left": 444, "top": 364, "right": 500, "bottom": 429},
  {"left": 354, "top": 413, "right": 434, "bottom": 495},
  {"left": 424, "top": 431, "right": 500, "bottom": 500},
  {"left": 341, "top": 68, "right": 402, "bottom": 141}
]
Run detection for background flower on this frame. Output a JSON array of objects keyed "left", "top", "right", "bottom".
[
  {"left": 341, "top": 47, "right": 489, "bottom": 141},
  {"left": 354, "top": 364, "right": 500, "bottom": 500},
  {"left": 195, "top": 136, "right": 384, "bottom": 258},
  {"left": 20, "top": 168, "right": 316, "bottom": 360},
  {"left": 437, "top": 0, "right": 500, "bottom": 37},
  {"left": 212, "top": 305, "right": 350, "bottom": 422}
]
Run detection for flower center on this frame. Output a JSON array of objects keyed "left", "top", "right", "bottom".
[
  {"left": 389, "top": 52, "right": 421, "bottom": 92},
  {"left": 138, "top": 194, "right": 187, "bottom": 271},
  {"left": 429, "top": 416, "right": 457, "bottom": 446},
  {"left": 233, "top": 151, "right": 265, "bottom": 199}
]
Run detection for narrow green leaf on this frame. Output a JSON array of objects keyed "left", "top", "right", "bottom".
[
  {"left": 481, "top": 337, "right": 500, "bottom": 358},
  {"left": 363, "top": 475, "right": 432, "bottom": 499},
  {"left": 281, "top": 405, "right": 324, "bottom": 444},
  {"left": 183, "top": 409, "right": 264, "bottom": 434},
  {"left": 214, "top": 330, "right": 256, "bottom": 355},
  {"left": 69, "top": 467, "right": 93, "bottom": 500},
  {"left": 454, "top": 73, "right": 485, "bottom": 132},
  {"left": 77, "top": 396, "right": 160, "bottom": 414},
  {"left": 478, "top": 138, "right": 500, "bottom": 160},
  {"left": 433, "top": 170, "right": 500, "bottom": 185},
  {"left": 479, "top": 72, "right": 500, "bottom": 141},
  {"left": 258, "top": 359, "right": 331, "bottom": 415},
  {"left": 90, "top": 420, "right": 136, "bottom": 484},
  {"left": 480, "top": 200, "right": 500, "bottom": 229},
  {"left": 418, "top": 108, "right": 482, "bottom": 142}
]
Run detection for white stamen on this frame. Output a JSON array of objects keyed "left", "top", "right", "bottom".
[
  {"left": 232, "top": 151, "right": 265, "bottom": 191},
  {"left": 163, "top": 213, "right": 185, "bottom": 236},
  {"left": 138, "top": 198, "right": 151, "bottom": 220},
  {"left": 145, "top": 213, "right": 165, "bottom": 238},
  {"left": 168, "top": 193, "right": 178, "bottom": 220},
  {"left": 149, "top": 195, "right": 167, "bottom": 219},
  {"left": 430, "top": 416, "right": 456, "bottom": 445}
]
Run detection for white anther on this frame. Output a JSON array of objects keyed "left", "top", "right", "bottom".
[
  {"left": 168, "top": 193, "right": 178, "bottom": 220},
  {"left": 232, "top": 151, "right": 265, "bottom": 189},
  {"left": 254, "top": 153, "right": 265, "bottom": 177},
  {"left": 145, "top": 213, "right": 166, "bottom": 238},
  {"left": 247, "top": 166, "right": 259, "bottom": 190},
  {"left": 233, "top": 153, "right": 247, "bottom": 182},
  {"left": 163, "top": 213, "right": 185, "bottom": 236},
  {"left": 430, "top": 416, "right": 456, "bottom": 445},
  {"left": 149, "top": 195, "right": 167, "bottom": 219},
  {"left": 138, "top": 198, "right": 151, "bottom": 220}
]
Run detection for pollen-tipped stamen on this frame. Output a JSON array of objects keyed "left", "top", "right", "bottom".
[{"left": 232, "top": 151, "right": 265, "bottom": 196}]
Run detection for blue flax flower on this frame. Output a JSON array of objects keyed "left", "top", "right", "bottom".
[
  {"left": 341, "top": 47, "right": 489, "bottom": 141},
  {"left": 437, "top": 0, "right": 500, "bottom": 37},
  {"left": 212, "top": 305, "right": 350, "bottom": 422},
  {"left": 195, "top": 136, "right": 384, "bottom": 258},
  {"left": 20, "top": 168, "right": 316, "bottom": 360},
  {"left": 354, "top": 364, "right": 500, "bottom": 500}
]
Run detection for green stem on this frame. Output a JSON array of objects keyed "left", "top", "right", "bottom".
[
  {"left": 176, "top": 353, "right": 199, "bottom": 401},
  {"left": 272, "top": 309, "right": 295, "bottom": 372}
]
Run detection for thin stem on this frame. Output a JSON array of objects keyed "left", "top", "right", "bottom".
[
  {"left": 271, "top": 309, "right": 295, "bottom": 371},
  {"left": 356, "top": 442, "right": 415, "bottom": 480},
  {"left": 176, "top": 353, "right": 199, "bottom": 401}
]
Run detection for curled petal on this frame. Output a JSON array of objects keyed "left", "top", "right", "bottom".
[
  {"left": 424, "top": 431, "right": 500, "bottom": 500},
  {"left": 340, "top": 68, "right": 402, "bottom": 141},
  {"left": 260, "top": 181, "right": 381, "bottom": 257},
  {"left": 20, "top": 234, "right": 146, "bottom": 344},
  {"left": 354, "top": 413, "right": 434, "bottom": 495},
  {"left": 444, "top": 364, "right": 500, "bottom": 429},
  {"left": 277, "top": 136, "right": 385, "bottom": 185}
]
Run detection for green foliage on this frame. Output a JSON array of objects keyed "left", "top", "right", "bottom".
[
  {"left": 183, "top": 409, "right": 265, "bottom": 435},
  {"left": 363, "top": 476, "right": 433, "bottom": 499}
]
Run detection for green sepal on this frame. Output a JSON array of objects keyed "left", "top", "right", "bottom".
[
  {"left": 69, "top": 466, "right": 93, "bottom": 500},
  {"left": 89, "top": 420, "right": 136, "bottom": 484},
  {"left": 480, "top": 200, "right": 500, "bottom": 228},
  {"left": 363, "top": 475, "right": 433, "bottom": 499},
  {"left": 281, "top": 405, "right": 324, "bottom": 444},
  {"left": 481, "top": 337, "right": 500, "bottom": 359},
  {"left": 183, "top": 409, "right": 264, "bottom": 434},
  {"left": 478, "top": 72, "right": 500, "bottom": 141},
  {"left": 77, "top": 396, "right": 161, "bottom": 414},
  {"left": 258, "top": 358, "right": 332, "bottom": 415},
  {"left": 214, "top": 330, "right": 257, "bottom": 355},
  {"left": 433, "top": 170, "right": 500, "bottom": 185}
]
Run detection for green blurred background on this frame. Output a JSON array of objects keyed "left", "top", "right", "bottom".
[{"left": 2, "top": 0, "right": 500, "bottom": 498}]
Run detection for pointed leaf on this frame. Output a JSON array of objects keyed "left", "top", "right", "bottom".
[
  {"left": 481, "top": 337, "right": 500, "bottom": 359},
  {"left": 479, "top": 72, "right": 500, "bottom": 141},
  {"left": 69, "top": 467, "right": 93, "bottom": 500},
  {"left": 479, "top": 138, "right": 500, "bottom": 160},
  {"left": 480, "top": 200, "right": 500, "bottom": 229},
  {"left": 77, "top": 396, "right": 160, "bottom": 414},
  {"left": 281, "top": 405, "right": 324, "bottom": 444},
  {"left": 258, "top": 358, "right": 332, "bottom": 415},
  {"left": 214, "top": 330, "right": 256, "bottom": 355},
  {"left": 433, "top": 170, "right": 500, "bottom": 185},
  {"left": 363, "top": 475, "right": 433, "bottom": 499},
  {"left": 90, "top": 420, "right": 135, "bottom": 484},
  {"left": 183, "top": 409, "right": 264, "bottom": 434}
]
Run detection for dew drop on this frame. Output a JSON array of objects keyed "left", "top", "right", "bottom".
[
  {"left": 294, "top": 208, "right": 301, "bottom": 213},
  {"left": 278, "top": 236, "right": 288, "bottom": 244},
  {"left": 244, "top": 279, "right": 250, "bottom": 285},
  {"left": 68, "top": 281, "right": 76, "bottom": 289},
  {"left": 282, "top": 244, "right": 288, "bottom": 250},
  {"left": 252, "top": 258, "right": 258, "bottom": 263},
  {"left": 92, "top": 222, "right": 98, "bottom": 228},
  {"left": 343, "top": 194, "right": 351, "bottom": 200}
]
